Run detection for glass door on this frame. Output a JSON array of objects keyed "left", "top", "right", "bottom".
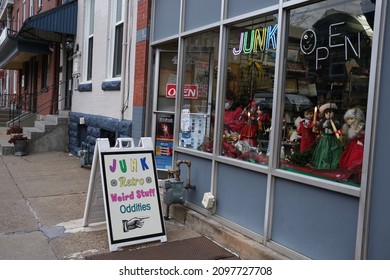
[{"left": 152, "top": 49, "right": 178, "bottom": 170}]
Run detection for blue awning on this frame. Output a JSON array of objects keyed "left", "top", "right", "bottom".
[
  {"left": 0, "top": 1, "right": 77, "bottom": 69},
  {"left": 18, "top": 0, "right": 77, "bottom": 42}
]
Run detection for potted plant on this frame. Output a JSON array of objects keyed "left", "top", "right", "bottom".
[
  {"left": 7, "top": 125, "right": 29, "bottom": 156},
  {"left": 6, "top": 125, "right": 23, "bottom": 135}
]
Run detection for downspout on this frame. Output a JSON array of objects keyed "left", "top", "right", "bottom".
[{"left": 120, "top": 0, "right": 130, "bottom": 120}]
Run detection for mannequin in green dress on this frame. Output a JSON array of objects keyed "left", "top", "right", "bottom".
[{"left": 311, "top": 103, "right": 343, "bottom": 169}]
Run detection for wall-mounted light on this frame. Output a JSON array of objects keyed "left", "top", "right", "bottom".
[
  {"left": 66, "top": 37, "right": 79, "bottom": 54},
  {"left": 66, "top": 37, "right": 74, "bottom": 51}
]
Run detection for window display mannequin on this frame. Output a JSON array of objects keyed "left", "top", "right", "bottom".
[
  {"left": 224, "top": 91, "right": 244, "bottom": 133},
  {"left": 240, "top": 101, "right": 258, "bottom": 146},
  {"left": 311, "top": 103, "right": 343, "bottom": 169},
  {"left": 256, "top": 101, "right": 272, "bottom": 141},
  {"left": 339, "top": 108, "right": 365, "bottom": 170},
  {"left": 296, "top": 105, "right": 317, "bottom": 152}
]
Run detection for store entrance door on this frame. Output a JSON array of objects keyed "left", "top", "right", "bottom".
[{"left": 152, "top": 49, "right": 178, "bottom": 171}]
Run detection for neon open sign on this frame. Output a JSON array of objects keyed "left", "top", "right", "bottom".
[
  {"left": 300, "top": 21, "right": 362, "bottom": 70},
  {"left": 233, "top": 24, "right": 278, "bottom": 55}
]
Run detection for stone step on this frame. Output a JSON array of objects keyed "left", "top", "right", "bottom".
[
  {"left": 0, "top": 139, "right": 14, "bottom": 155},
  {"left": 34, "top": 120, "right": 57, "bottom": 132},
  {"left": 23, "top": 126, "right": 44, "bottom": 140},
  {"left": 45, "top": 114, "right": 69, "bottom": 125},
  {"left": 0, "top": 112, "right": 10, "bottom": 121},
  {"left": 1, "top": 112, "right": 70, "bottom": 155}
]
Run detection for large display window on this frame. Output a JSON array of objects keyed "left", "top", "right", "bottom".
[
  {"left": 222, "top": 15, "right": 278, "bottom": 164},
  {"left": 219, "top": 0, "right": 375, "bottom": 187},
  {"left": 178, "top": 31, "right": 219, "bottom": 153},
  {"left": 279, "top": 0, "right": 375, "bottom": 187}
]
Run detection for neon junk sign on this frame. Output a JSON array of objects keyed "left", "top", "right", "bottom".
[{"left": 232, "top": 24, "right": 278, "bottom": 55}]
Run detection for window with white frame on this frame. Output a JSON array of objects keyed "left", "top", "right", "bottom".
[
  {"left": 111, "top": 0, "right": 124, "bottom": 78},
  {"left": 30, "top": 0, "right": 34, "bottom": 16},
  {"left": 38, "top": 0, "right": 42, "bottom": 8},
  {"left": 13, "top": 71, "right": 17, "bottom": 94},
  {"left": 15, "top": 10, "right": 20, "bottom": 31},
  {"left": 84, "top": 0, "right": 95, "bottom": 81},
  {"left": 42, "top": 55, "right": 49, "bottom": 88},
  {"left": 23, "top": 0, "right": 26, "bottom": 22}
]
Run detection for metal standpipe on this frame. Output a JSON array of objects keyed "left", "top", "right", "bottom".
[
  {"left": 163, "top": 160, "right": 196, "bottom": 219},
  {"left": 78, "top": 142, "right": 91, "bottom": 167}
]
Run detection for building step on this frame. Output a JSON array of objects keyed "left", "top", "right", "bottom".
[
  {"left": 45, "top": 114, "right": 69, "bottom": 125},
  {"left": 23, "top": 126, "right": 44, "bottom": 140},
  {"left": 0, "top": 140, "right": 14, "bottom": 155},
  {"left": 1, "top": 112, "right": 70, "bottom": 155},
  {"left": 34, "top": 120, "right": 57, "bottom": 132}
]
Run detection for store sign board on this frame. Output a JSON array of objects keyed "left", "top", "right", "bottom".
[
  {"left": 83, "top": 138, "right": 167, "bottom": 251},
  {"left": 166, "top": 84, "right": 199, "bottom": 99}
]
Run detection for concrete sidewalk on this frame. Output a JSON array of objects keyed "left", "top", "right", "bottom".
[
  {"left": 0, "top": 151, "right": 202, "bottom": 260},
  {"left": 0, "top": 129, "right": 285, "bottom": 260}
]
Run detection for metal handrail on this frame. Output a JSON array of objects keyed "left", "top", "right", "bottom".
[{"left": 8, "top": 79, "right": 70, "bottom": 127}]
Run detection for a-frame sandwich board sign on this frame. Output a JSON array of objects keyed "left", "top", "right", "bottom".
[{"left": 83, "top": 138, "right": 167, "bottom": 251}]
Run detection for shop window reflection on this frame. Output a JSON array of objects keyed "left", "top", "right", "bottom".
[
  {"left": 279, "top": 0, "right": 375, "bottom": 187},
  {"left": 178, "top": 31, "right": 219, "bottom": 153},
  {"left": 222, "top": 15, "right": 278, "bottom": 165}
]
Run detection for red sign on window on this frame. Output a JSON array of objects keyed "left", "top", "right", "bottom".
[{"left": 166, "top": 84, "right": 198, "bottom": 99}]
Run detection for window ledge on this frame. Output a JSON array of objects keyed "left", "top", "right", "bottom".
[
  {"left": 101, "top": 80, "right": 121, "bottom": 91},
  {"left": 78, "top": 83, "right": 92, "bottom": 92}
]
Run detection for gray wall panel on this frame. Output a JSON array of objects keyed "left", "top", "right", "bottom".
[
  {"left": 184, "top": 0, "right": 221, "bottom": 31},
  {"left": 272, "top": 178, "right": 359, "bottom": 259},
  {"left": 153, "top": 0, "right": 180, "bottom": 41},
  {"left": 177, "top": 153, "right": 212, "bottom": 208},
  {"left": 216, "top": 164, "right": 267, "bottom": 235},
  {"left": 227, "top": 0, "right": 278, "bottom": 18}
]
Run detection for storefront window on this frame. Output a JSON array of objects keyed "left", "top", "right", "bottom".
[
  {"left": 279, "top": 0, "right": 375, "bottom": 187},
  {"left": 222, "top": 14, "right": 278, "bottom": 165},
  {"left": 178, "top": 30, "right": 219, "bottom": 153}
]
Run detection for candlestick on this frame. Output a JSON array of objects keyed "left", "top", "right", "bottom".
[
  {"left": 330, "top": 119, "right": 340, "bottom": 139},
  {"left": 312, "top": 106, "right": 318, "bottom": 133}
]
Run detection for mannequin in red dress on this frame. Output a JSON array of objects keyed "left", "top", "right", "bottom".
[
  {"left": 239, "top": 101, "right": 258, "bottom": 146},
  {"left": 256, "top": 101, "right": 272, "bottom": 141},
  {"left": 296, "top": 106, "right": 317, "bottom": 152},
  {"left": 224, "top": 91, "right": 244, "bottom": 133},
  {"left": 339, "top": 108, "right": 365, "bottom": 170}
]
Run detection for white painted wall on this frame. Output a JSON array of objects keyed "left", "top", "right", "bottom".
[{"left": 71, "top": 0, "right": 136, "bottom": 121}]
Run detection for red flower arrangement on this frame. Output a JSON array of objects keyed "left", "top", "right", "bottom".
[
  {"left": 6, "top": 125, "right": 28, "bottom": 144},
  {"left": 6, "top": 125, "right": 23, "bottom": 135}
]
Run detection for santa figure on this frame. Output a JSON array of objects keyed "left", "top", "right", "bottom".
[{"left": 339, "top": 108, "right": 365, "bottom": 170}]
